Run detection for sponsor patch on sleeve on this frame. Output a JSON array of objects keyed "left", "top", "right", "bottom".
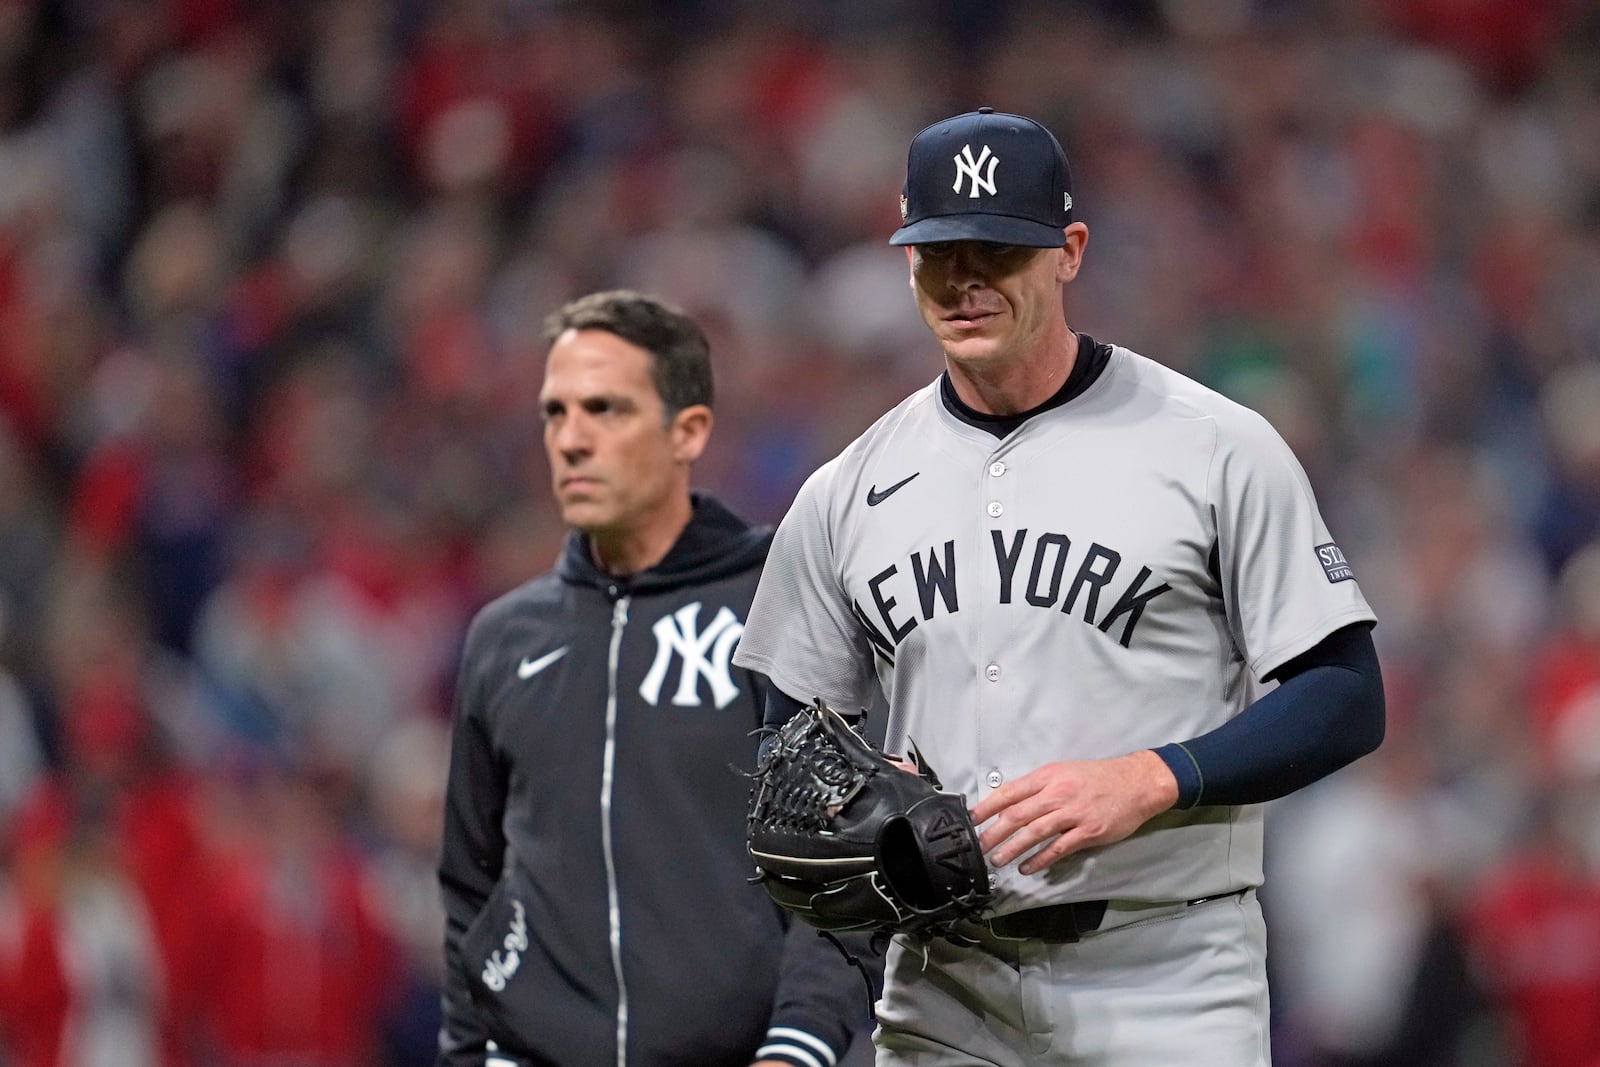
[{"left": 1315, "top": 542, "right": 1354, "bottom": 583}]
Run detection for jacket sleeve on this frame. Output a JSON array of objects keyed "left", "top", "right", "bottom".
[
  {"left": 755, "top": 919, "right": 881, "bottom": 1066},
  {"left": 436, "top": 623, "right": 509, "bottom": 1066}
]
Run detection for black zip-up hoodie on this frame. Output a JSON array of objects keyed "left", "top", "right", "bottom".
[{"left": 438, "top": 494, "right": 876, "bottom": 1067}]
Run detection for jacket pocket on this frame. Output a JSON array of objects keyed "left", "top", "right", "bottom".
[
  {"left": 458, "top": 863, "right": 534, "bottom": 1030},
  {"left": 454, "top": 859, "right": 612, "bottom": 1065}
]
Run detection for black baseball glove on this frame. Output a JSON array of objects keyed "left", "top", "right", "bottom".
[{"left": 746, "top": 697, "right": 993, "bottom": 941}]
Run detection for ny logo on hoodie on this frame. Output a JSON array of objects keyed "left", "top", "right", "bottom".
[{"left": 639, "top": 602, "right": 745, "bottom": 709}]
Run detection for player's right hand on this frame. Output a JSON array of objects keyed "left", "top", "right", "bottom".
[{"left": 969, "top": 751, "right": 1180, "bottom": 875}]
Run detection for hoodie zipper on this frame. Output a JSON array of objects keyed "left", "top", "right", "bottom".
[{"left": 602, "top": 594, "right": 630, "bottom": 1067}]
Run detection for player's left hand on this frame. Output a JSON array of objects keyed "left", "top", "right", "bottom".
[{"left": 970, "top": 750, "right": 1179, "bottom": 875}]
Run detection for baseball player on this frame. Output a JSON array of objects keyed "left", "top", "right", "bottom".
[{"left": 732, "top": 110, "right": 1386, "bottom": 1066}]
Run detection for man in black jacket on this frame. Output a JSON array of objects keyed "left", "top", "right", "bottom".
[{"left": 437, "top": 290, "right": 876, "bottom": 1067}]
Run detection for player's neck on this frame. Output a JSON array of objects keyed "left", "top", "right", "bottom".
[{"left": 946, "top": 328, "right": 1080, "bottom": 416}]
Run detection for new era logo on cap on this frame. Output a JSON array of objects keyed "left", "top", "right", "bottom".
[{"left": 890, "top": 107, "right": 1073, "bottom": 248}]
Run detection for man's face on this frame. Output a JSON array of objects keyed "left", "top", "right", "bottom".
[
  {"left": 908, "top": 236, "right": 1077, "bottom": 367},
  {"left": 539, "top": 328, "right": 703, "bottom": 538}
]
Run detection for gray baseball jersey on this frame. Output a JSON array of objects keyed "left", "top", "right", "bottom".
[{"left": 733, "top": 343, "right": 1375, "bottom": 916}]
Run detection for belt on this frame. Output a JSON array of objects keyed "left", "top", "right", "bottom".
[
  {"left": 981, "top": 898, "right": 1108, "bottom": 942},
  {"left": 975, "top": 888, "right": 1252, "bottom": 944}
]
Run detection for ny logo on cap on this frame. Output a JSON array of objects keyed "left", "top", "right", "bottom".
[{"left": 952, "top": 144, "right": 998, "bottom": 198}]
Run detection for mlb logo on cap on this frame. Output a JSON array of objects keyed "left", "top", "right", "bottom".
[{"left": 889, "top": 107, "right": 1074, "bottom": 248}]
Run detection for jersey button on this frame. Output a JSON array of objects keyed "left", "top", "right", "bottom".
[
  {"left": 986, "top": 770, "right": 1003, "bottom": 788},
  {"left": 985, "top": 663, "right": 1000, "bottom": 681},
  {"left": 989, "top": 461, "right": 1006, "bottom": 477},
  {"left": 986, "top": 501, "right": 1003, "bottom": 518}
]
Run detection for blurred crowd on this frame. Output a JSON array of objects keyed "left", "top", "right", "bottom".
[{"left": 2, "top": 0, "right": 1600, "bottom": 1064}]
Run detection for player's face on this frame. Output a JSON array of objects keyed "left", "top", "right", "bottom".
[
  {"left": 539, "top": 328, "right": 709, "bottom": 540},
  {"left": 908, "top": 235, "right": 1080, "bottom": 369}
]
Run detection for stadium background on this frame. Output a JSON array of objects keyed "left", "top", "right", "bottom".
[{"left": 2, "top": 0, "right": 1600, "bottom": 1064}]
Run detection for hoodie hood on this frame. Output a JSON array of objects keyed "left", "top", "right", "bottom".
[{"left": 557, "top": 492, "right": 772, "bottom": 596}]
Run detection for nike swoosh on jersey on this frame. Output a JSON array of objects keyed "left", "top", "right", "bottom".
[
  {"left": 517, "top": 646, "right": 569, "bottom": 679},
  {"left": 866, "top": 472, "right": 920, "bottom": 506}
]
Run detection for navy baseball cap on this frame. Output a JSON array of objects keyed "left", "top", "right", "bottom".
[{"left": 889, "top": 107, "right": 1073, "bottom": 248}]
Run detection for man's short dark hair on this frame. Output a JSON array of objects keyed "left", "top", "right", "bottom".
[{"left": 543, "top": 290, "right": 713, "bottom": 416}]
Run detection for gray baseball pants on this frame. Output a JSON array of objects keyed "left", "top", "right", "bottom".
[{"left": 873, "top": 889, "right": 1270, "bottom": 1066}]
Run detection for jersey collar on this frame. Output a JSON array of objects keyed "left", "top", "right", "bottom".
[{"left": 939, "top": 332, "right": 1112, "bottom": 439}]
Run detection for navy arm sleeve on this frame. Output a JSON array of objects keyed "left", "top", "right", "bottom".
[
  {"left": 761, "top": 686, "right": 808, "bottom": 756},
  {"left": 1153, "top": 622, "right": 1385, "bottom": 809},
  {"left": 760, "top": 687, "right": 886, "bottom": 757}
]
